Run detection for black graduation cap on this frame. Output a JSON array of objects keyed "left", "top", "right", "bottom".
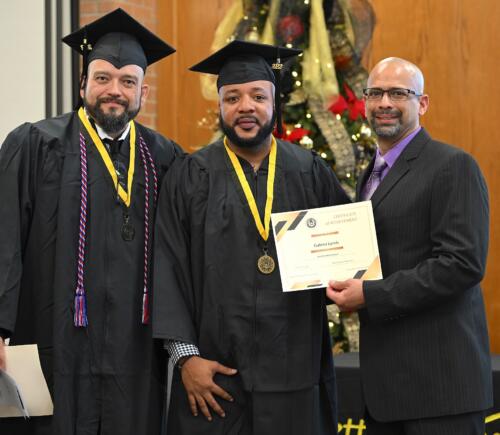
[
  {"left": 190, "top": 40, "right": 302, "bottom": 135},
  {"left": 62, "top": 8, "right": 175, "bottom": 73}
]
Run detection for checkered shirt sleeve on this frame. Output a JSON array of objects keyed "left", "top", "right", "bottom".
[{"left": 165, "top": 340, "right": 200, "bottom": 367}]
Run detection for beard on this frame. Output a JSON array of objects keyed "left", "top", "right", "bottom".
[
  {"left": 369, "top": 108, "right": 403, "bottom": 138},
  {"left": 84, "top": 95, "right": 141, "bottom": 136},
  {"left": 220, "top": 111, "right": 276, "bottom": 149}
]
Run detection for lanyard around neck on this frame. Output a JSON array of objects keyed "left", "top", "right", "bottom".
[
  {"left": 224, "top": 136, "right": 277, "bottom": 241},
  {"left": 78, "top": 107, "right": 136, "bottom": 207}
]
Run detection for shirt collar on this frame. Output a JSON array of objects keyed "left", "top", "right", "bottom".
[{"left": 377, "top": 126, "right": 421, "bottom": 168}]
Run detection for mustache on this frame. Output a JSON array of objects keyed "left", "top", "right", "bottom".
[
  {"left": 234, "top": 116, "right": 260, "bottom": 126},
  {"left": 97, "top": 96, "right": 128, "bottom": 107},
  {"left": 372, "top": 108, "right": 401, "bottom": 117}
]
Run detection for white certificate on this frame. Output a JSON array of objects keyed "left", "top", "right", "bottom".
[
  {"left": 271, "top": 201, "right": 382, "bottom": 292},
  {"left": 0, "top": 344, "right": 53, "bottom": 418}
]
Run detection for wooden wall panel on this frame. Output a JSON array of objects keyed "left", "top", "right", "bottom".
[
  {"left": 158, "top": 0, "right": 500, "bottom": 351},
  {"left": 157, "top": 0, "right": 234, "bottom": 151}
]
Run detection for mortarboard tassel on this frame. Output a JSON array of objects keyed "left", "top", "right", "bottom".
[
  {"left": 272, "top": 49, "right": 284, "bottom": 136},
  {"left": 75, "top": 29, "right": 93, "bottom": 110}
]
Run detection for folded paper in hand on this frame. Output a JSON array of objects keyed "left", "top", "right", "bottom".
[{"left": 0, "top": 344, "right": 53, "bottom": 418}]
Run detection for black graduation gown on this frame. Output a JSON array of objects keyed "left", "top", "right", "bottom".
[
  {"left": 153, "top": 139, "right": 351, "bottom": 434},
  {"left": 0, "top": 111, "right": 182, "bottom": 435}
]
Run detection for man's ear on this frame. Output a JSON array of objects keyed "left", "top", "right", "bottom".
[
  {"left": 140, "top": 83, "right": 150, "bottom": 106},
  {"left": 79, "top": 75, "right": 87, "bottom": 99},
  {"left": 418, "top": 94, "right": 429, "bottom": 116}
]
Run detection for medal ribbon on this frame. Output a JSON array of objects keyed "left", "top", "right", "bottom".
[
  {"left": 78, "top": 107, "right": 136, "bottom": 207},
  {"left": 224, "top": 136, "right": 277, "bottom": 241}
]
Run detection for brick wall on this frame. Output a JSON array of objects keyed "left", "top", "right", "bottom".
[{"left": 79, "top": 0, "right": 159, "bottom": 129}]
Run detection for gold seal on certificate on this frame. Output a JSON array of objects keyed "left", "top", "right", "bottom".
[
  {"left": 257, "top": 254, "right": 275, "bottom": 274},
  {"left": 271, "top": 201, "right": 382, "bottom": 292}
]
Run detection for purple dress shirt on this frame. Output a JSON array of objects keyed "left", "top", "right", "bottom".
[{"left": 361, "top": 127, "right": 422, "bottom": 200}]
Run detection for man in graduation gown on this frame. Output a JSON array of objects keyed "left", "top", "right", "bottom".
[
  {"left": 153, "top": 40, "right": 350, "bottom": 435},
  {"left": 0, "top": 9, "right": 182, "bottom": 435}
]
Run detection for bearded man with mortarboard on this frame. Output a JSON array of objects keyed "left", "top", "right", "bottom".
[
  {"left": 0, "top": 8, "right": 182, "bottom": 435},
  {"left": 153, "top": 40, "right": 351, "bottom": 435}
]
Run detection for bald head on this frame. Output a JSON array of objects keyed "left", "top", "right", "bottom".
[
  {"left": 368, "top": 57, "right": 424, "bottom": 94},
  {"left": 364, "top": 57, "right": 429, "bottom": 152}
]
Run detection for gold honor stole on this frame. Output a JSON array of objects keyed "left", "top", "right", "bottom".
[
  {"left": 224, "top": 136, "right": 277, "bottom": 274},
  {"left": 78, "top": 107, "right": 136, "bottom": 207}
]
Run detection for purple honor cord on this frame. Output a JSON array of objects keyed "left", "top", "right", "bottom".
[
  {"left": 74, "top": 132, "right": 89, "bottom": 327},
  {"left": 138, "top": 135, "right": 158, "bottom": 324}
]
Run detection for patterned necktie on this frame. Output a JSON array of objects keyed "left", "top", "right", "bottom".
[
  {"left": 102, "top": 138, "right": 122, "bottom": 158},
  {"left": 362, "top": 157, "right": 388, "bottom": 200},
  {"left": 103, "top": 138, "right": 127, "bottom": 189}
]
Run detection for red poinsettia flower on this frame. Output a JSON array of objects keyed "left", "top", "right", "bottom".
[
  {"left": 287, "top": 127, "right": 311, "bottom": 142},
  {"left": 328, "top": 95, "right": 349, "bottom": 116},
  {"left": 328, "top": 83, "right": 366, "bottom": 121},
  {"left": 343, "top": 83, "right": 365, "bottom": 121},
  {"left": 273, "top": 125, "right": 311, "bottom": 142}
]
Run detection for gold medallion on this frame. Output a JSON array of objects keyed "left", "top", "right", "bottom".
[{"left": 257, "top": 254, "right": 275, "bottom": 274}]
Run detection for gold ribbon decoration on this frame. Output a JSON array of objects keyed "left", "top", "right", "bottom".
[
  {"left": 78, "top": 107, "right": 136, "bottom": 207},
  {"left": 338, "top": 0, "right": 356, "bottom": 47},
  {"left": 199, "top": 0, "right": 244, "bottom": 101},
  {"left": 261, "top": 0, "right": 281, "bottom": 44},
  {"left": 223, "top": 136, "right": 277, "bottom": 241},
  {"left": 302, "top": 0, "right": 339, "bottom": 107}
]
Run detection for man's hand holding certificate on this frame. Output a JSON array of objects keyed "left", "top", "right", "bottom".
[{"left": 271, "top": 202, "right": 382, "bottom": 294}]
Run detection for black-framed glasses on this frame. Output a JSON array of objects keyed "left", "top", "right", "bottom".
[{"left": 363, "top": 87, "right": 423, "bottom": 101}]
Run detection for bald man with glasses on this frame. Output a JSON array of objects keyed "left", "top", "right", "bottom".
[{"left": 327, "top": 57, "right": 492, "bottom": 434}]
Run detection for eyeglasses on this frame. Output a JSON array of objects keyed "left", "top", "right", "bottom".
[{"left": 363, "top": 87, "right": 423, "bottom": 101}]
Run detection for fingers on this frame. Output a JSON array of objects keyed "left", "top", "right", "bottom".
[
  {"left": 188, "top": 393, "right": 198, "bottom": 417},
  {"left": 187, "top": 391, "right": 214, "bottom": 421},
  {"left": 195, "top": 394, "right": 213, "bottom": 421},
  {"left": 328, "top": 279, "right": 348, "bottom": 290},
  {"left": 181, "top": 357, "right": 236, "bottom": 421},
  {"left": 326, "top": 287, "right": 348, "bottom": 312},
  {"left": 326, "top": 286, "right": 341, "bottom": 304},
  {"left": 326, "top": 280, "right": 364, "bottom": 312},
  {"left": 211, "top": 383, "right": 234, "bottom": 402},
  {"left": 204, "top": 392, "right": 226, "bottom": 418},
  {"left": 214, "top": 362, "right": 237, "bottom": 376},
  {"left": 191, "top": 392, "right": 226, "bottom": 421},
  {"left": 0, "top": 339, "right": 6, "bottom": 371},
  {"left": 188, "top": 389, "right": 230, "bottom": 421}
]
